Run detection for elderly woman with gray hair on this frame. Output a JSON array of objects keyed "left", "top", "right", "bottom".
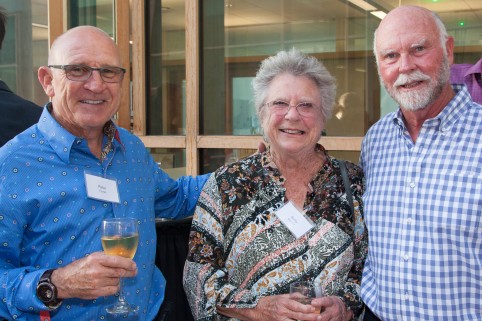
[{"left": 183, "top": 48, "right": 367, "bottom": 321}]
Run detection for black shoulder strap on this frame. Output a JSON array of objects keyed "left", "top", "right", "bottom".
[{"left": 339, "top": 160, "right": 354, "bottom": 216}]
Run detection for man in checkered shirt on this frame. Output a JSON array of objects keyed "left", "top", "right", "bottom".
[{"left": 360, "top": 5, "right": 482, "bottom": 321}]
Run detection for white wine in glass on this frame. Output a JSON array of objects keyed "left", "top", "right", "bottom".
[{"left": 101, "top": 217, "right": 139, "bottom": 315}]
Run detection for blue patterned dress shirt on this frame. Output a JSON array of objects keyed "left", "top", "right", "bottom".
[
  {"left": 360, "top": 85, "right": 482, "bottom": 320},
  {"left": 0, "top": 104, "right": 208, "bottom": 320}
]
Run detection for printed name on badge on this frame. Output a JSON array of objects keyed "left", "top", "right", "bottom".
[
  {"left": 85, "top": 172, "right": 120, "bottom": 203},
  {"left": 275, "top": 201, "right": 314, "bottom": 238}
]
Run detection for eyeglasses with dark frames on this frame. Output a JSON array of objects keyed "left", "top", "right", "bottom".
[
  {"left": 48, "top": 64, "right": 126, "bottom": 83},
  {"left": 264, "top": 100, "right": 319, "bottom": 117}
]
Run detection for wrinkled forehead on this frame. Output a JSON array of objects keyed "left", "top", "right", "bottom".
[
  {"left": 375, "top": 10, "right": 437, "bottom": 52},
  {"left": 50, "top": 28, "right": 121, "bottom": 66}
]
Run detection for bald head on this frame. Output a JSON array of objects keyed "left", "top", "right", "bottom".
[
  {"left": 48, "top": 26, "right": 121, "bottom": 66},
  {"left": 374, "top": 6, "right": 449, "bottom": 61},
  {"left": 377, "top": 6, "right": 433, "bottom": 32}
]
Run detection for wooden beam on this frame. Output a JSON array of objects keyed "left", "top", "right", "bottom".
[
  {"left": 115, "top": 1, "right": 131, "bottom": 130},
  {"left": 139, "top": 135, "right": 362, "bottom": 151},
  {"left": 48, "top": 0, "right": 64, "bottom": 47},
  {"left": 131, "top": 1, "right": 146, "bottom": 136},
  {"left": 139, "top": 136, "right": 186, "bottom": 149},
  {"left": 185, "top": 1, "right": 200, "bottom": 175}
]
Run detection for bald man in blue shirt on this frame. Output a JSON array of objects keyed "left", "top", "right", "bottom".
[{"left": 0, "top": 25, "right": 208, "bottom": 321}]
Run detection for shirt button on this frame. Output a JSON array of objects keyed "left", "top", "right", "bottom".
[
  {"left": 403, "top": 254, "right": 409, "bottom": 261},
  {"left": 409, "top": 182, "right": 415, "bottom": 188},
  {"left": 406, "top": 218, "right": 412, "bottom": 224},
  {"left": 404, "top": 293, "right": 410, "bottom": 300},
  {"left": 302, "top": 254, "right": 308, "bottom": 260}
]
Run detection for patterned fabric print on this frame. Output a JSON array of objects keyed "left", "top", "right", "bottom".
[
  {"left": 184, "top": 145, "right": 367, "bottom": 321},
  {"left": 101, "top": 120, "right": 117, "bottom": 161}
]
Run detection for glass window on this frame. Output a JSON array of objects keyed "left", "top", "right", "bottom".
[
  {"left": 67, "top": 0, "right": 114, "bottom": 36},
  {"left": 0, "top": 0, "right": 48, "bottom": 106},
  {"left": 146, "top": 0, "right": 186, "bottom": 136},
  {"left": 201, "top": 148, "right": 256, "bottom": 174},
  {"left": 200, "top": 1, "right": 381, "bottom": 137},
  {"left": 144, "top": 0, "right": 190, "bottom": 177},
  {"left": 141, "top": 0, "right": 481, "bottom": 175},
  {"left": 198, "top": 0, "right": 482, "bottom": 137},
  {"left": 149, "top": 147, "right": 187, "bottom": 179}
]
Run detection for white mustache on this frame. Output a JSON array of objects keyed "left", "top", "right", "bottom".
[{"left": 393, "top": 71, "right": 431, "bottom": 87}]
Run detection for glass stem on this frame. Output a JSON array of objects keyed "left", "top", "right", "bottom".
[{"left": 118, "top": 277, "right": 126, "bottom": 304}]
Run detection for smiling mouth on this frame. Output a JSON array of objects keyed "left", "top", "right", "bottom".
[
  {"left": 280, "top": 129, "right": 305, "bottom": 134},
  {"left": 399, "top": 80, "right": 424, "bottom": 89},
  {"left": 80, "top": 99, "right": 104, "bottom": 105}
]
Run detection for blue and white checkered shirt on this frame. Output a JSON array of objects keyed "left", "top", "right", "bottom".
[{"left": 360, "top": 85, "right": 482, "bottom": 321}]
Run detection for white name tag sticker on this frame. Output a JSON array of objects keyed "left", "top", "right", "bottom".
[
  {"left": 275, "top": 201, "right": 314, "bottom": 239},
  {"left": 85, "top": 173, "right": 120, "bottom": 203}
]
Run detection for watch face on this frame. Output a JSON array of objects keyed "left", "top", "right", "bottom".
[{"left": 37, "top": 283, "right": 55, "bottom": 303}]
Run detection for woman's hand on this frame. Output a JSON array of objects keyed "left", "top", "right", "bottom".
[
  {"left": 311, "top": 296, "right": 353, "bottom": 321},
  {"left": 217, "top": 294, "right": 324, "bottom": 321}
]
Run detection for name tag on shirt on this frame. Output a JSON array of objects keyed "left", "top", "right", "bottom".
[
  {"left": 275, "top": 201, "right": 314, "bottom": 239},
  {"left": 85, "top": 172, "right": 120, "bottom": 203}
]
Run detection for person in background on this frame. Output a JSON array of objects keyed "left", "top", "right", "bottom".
[
  {"left": 0, "top": 7, "right": 42, "bottom": 147},
  {"left": 450, "top": 57, "right": 481, "bottom": 104},
  {"left": 360, "top": 6, "right": 482, "bottom": 321},
  {"left": 325, "top": 91, "right": 366, "bottom": 137},
  {"left": 0, "top": 25, "right": 208, "bottom": 321},
  {"left": 183, "top": 48, "right": 367, "bottom": 321}
]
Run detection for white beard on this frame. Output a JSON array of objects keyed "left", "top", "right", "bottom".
[{"left": 382, "top": 56, "right": 451, "bottom": 111}]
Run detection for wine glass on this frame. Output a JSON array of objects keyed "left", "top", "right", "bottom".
[
  {"left": 101, "top": 217, "right": 139, "bottom": 315},
  {"left": 290, "top": 281, "right": 325, "bottom": 315}
]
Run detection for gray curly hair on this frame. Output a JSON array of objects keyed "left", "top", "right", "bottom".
[{"left": 252, "top": 48, "right": 336, "bottom": 121}]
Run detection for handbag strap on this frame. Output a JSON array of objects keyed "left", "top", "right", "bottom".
[{"left": 339, "top": 160, "right": 354, "bottom": 216}]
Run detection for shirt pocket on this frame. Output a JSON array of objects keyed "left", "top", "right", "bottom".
[{"left": 426, "top": 170, "right": 482, "bottom": 230}]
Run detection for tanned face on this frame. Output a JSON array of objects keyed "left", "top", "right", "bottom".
[
  {"left": 374, "top": 6, "right": 453, "bottom": 112},
  {"left": 38, "top": 26, "right": 123, "bottom": 138}
]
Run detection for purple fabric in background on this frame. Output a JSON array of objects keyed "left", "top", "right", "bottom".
[{"left": 450, "top": 58, "right": 482, "bottom": 104}]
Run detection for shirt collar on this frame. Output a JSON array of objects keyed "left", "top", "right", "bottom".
[
  {"left": 391, "top": 84, "right": 473, "bottom": 133},
  {"left": 37, "top": 102, "right": 124, "bottom": 163},
  {"left": 464, "top": 58, "right": 482, "bottom": 77}
]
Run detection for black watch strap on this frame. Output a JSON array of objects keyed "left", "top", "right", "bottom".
[
  {"left": 39, "top": 268, "right": 54, "bottom": 282},
  {"left": 36, "top": 269, "right": 62, "bottom": 310}
]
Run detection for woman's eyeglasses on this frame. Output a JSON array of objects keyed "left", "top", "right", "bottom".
[{"left": 265, "top": 100, "right": 319, "bottom": 117}]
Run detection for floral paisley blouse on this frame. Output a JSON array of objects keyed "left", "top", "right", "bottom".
[{"left": 183, "top": 145, "right": 367, "bottom": 320}]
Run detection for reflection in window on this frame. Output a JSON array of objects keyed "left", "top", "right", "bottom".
[
  {"left": 146, "top": 0, "right": 187, "bottom": 135},
  {"left": 200, "top": 1, "right": 381, "bottom": 137},
  {"left": 232, "top": 77, "right": 260, "bottom": 135},
  {"left": 67, "top": 0, "right": 114, "bottom": 36},
  {"left": 0, "top": 0, "right": 49, "bottom": 106},
  {"left": 149, "top": 148, "right": 186, "bottom": 179},
  {"left": 201, "top": 148, "right": 256, "bottom": 174}
]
